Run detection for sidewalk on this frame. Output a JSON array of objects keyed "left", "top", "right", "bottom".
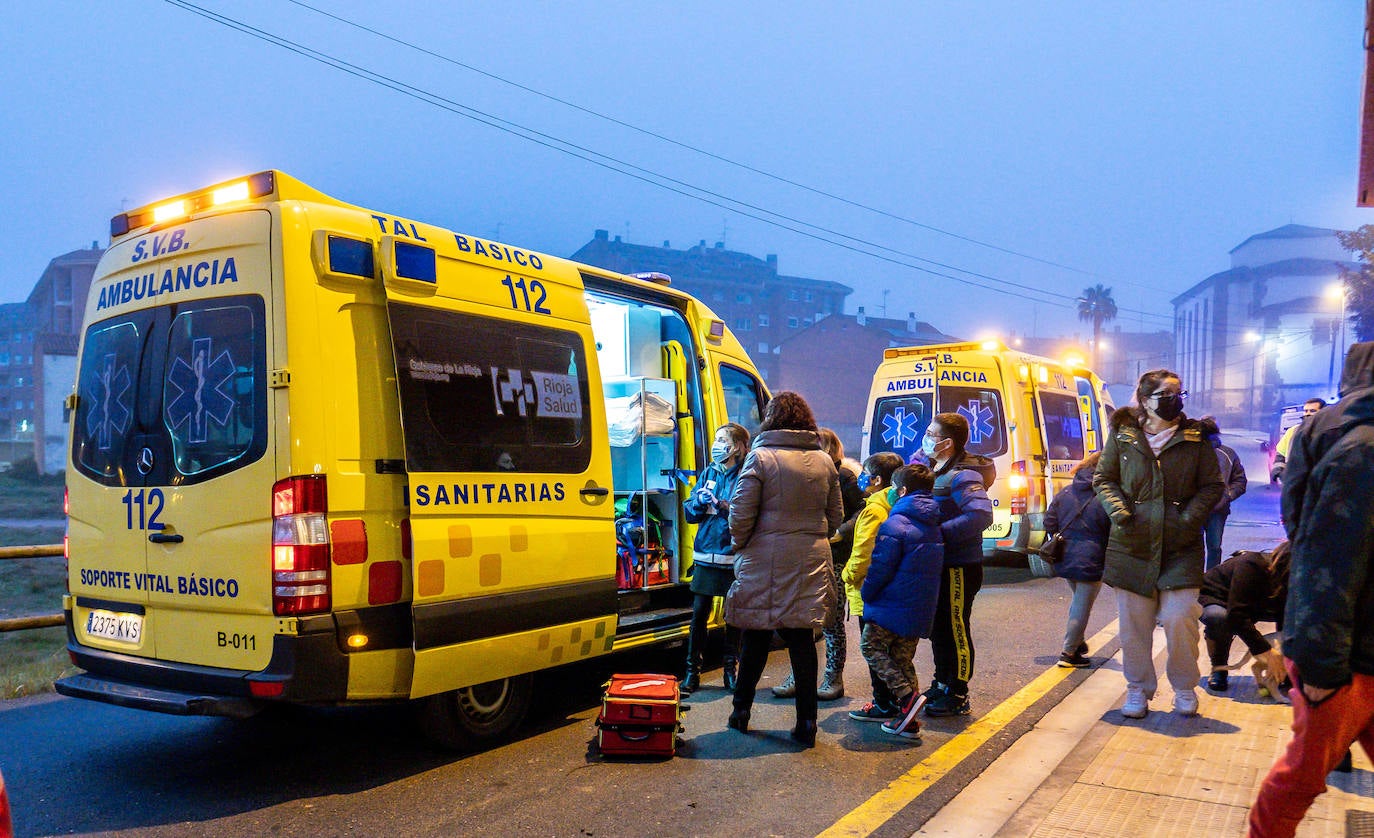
[{"left": 918, "top": 625, "right": 1374, "bottom": 838}]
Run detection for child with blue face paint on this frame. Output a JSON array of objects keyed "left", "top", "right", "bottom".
[{"left": 835, "top": 451, "right": 907, "bottom": 721}]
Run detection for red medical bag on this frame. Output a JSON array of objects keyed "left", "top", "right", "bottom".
[{"left": 595, "top": 673, "right": 682, "bottom": 757}]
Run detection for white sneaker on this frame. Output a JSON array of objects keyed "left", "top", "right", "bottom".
[
  {"left": 1122, "top": 686, "right": 1149, "bottom": 719},
  {"left": 1173, "top": 689, "right": 1199, "bottom": 717}
]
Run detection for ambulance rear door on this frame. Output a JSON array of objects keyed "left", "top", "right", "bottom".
[
  {"left": 378, "top": 235, "right": 618, "bottom": 698},
  {"left": 933, "top": 351, "right": 1010, "bottom": 541},
  {"left": 69, "top": 210, "right": 277, "bottom": 672},
  {"left": 864, "top": 354, "right": 938, "bottom": 462}
]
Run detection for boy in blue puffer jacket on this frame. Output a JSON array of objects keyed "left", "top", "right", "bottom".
[{"left": 860, "top": 465, "right": 945, "bottom": 742}]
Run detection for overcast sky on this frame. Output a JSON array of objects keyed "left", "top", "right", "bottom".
[{"left": 2, "top": 2, "right": 1367, "bottom": 340}]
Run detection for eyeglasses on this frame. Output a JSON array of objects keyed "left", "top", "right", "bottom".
[
  {"left": 924, "top": 431, "right": 946, "bottom": 440},
  {"left": 1148, "top": 390, "right": 1188, "bottom": 401}
]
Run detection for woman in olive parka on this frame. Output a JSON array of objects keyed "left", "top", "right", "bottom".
[{"left": 1093, "top": 369, "right": 1224, "bottom": 720}]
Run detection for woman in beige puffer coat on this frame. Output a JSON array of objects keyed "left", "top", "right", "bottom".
[{"left": 725, "top": 391, "right": 843, "bottom": 747}]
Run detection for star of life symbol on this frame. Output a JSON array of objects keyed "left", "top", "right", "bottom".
[
  {"left": 166, "top": 337, "right": 237, "bottom": 443},
  {"left": 881, "top": 405, "right": 921, "bottom": 449},
  {"left": 87, "top": 353, "right": 132, "bottom": 451},
  {"left": 957, "top": 399, "right": 996, "bottom": 445},
  {"left": 492, "top": 366, "right": 536, "bottom": 417}
]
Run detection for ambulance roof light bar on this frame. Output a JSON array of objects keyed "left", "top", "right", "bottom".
[{"left": 111, "top": 171, "right": 276, "bottom": 238}]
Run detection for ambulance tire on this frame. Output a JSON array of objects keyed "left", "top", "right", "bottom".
[{"left": 419, "top": 674, "right": 535, "bottom": 751}]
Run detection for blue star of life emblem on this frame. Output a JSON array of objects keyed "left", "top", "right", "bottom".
[
  {"left": 166, "top": 337, "right": 237, "bottom": 443},
  {"left": 881, "top": 406, "right": 921, "bottom": 449},
  {"left": 957, "top": 399, "right": 996, "bottom": 444},
  {"left": 86, "top": 353, "right": 132, "bottom": 451}
]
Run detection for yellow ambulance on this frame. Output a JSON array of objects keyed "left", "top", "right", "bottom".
[
  {"left": 56, "top": 171, "right": 769, "bottom": 749},
  {"left": 860, "top": 340, "right": 1114, "bottom": 560}
]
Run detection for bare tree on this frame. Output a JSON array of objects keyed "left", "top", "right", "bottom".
[
  {"left": 1335, "top": 226, "right": 1374, "bottom": 342},
  {"left": 1076, "top": 284, "right": 1118, "bottom": 369}
]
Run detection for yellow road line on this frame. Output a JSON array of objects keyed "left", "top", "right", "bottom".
[{"left": 817, "top": 620, "right": 1121, "bottom": 838}]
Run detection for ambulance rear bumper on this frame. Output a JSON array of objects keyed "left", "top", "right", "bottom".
[
  {"left": 58, "top": 608, "right": 350, "bottom": 716},
  {"left": 54, "top": 672, "right": 263, "bottom": 718}
]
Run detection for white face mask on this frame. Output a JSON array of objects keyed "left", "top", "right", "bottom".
[
  {"left": 921, "top": 434, "right": 939, "bottom": 458},
  {"left": 711, "top": 441, "right": 731, "bottom": 463}
]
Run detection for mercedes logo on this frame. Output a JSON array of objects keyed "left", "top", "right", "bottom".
[{"left": 137, "top": 447, "right": 154, "bottom": 475}]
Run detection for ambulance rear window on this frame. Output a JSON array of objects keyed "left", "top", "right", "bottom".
[
  {"left": 869, "top": 394, "right": 934, "bottom": 462},
  {"left": 389, "top": 304, "right": 591, "bottom": 473},
  {"left": 1040, "top": 392, "right": 1085, "bottom": 461},
  {"left": 162, "top": 302, "right": 265, "bottom": 475},
  {"left": 72, "top": 295, "right": 268, "bottom": 486},
  {"left": 938, "top": 386, "right": 1008, "bottom": 458}
]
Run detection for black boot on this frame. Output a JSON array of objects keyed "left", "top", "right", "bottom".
[
  {"left": 791, "top": 719, "right": 817, "bottom": 747},
  {"left": 681, "top": 661, "right": 701, "bottom": 695},
  {"left": 722, "top": 656, "right": 738, "bottom": 693},
  {"left": 727, "top": 708, "right": 750, "bottom": 733}
]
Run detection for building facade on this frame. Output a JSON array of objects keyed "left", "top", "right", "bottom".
[
  {"left": 1, "top": 243, "right": 102, "bottom": 472},
  {"left": 1172, "top": 224, "right": 1356, "bottom": 433},
  {"left": 570, "top": 231, "right": 853, "bottom": 383}
]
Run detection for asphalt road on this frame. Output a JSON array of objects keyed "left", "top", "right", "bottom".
[{"left": 0, "top": 490, "right": 1285, "bottom": 838}]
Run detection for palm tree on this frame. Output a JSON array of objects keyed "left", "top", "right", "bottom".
[{"left": 1076, "top": 284, "right": 1118, "bottom": 370}]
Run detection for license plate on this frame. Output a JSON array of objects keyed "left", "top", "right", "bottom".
[{"left": 85, "top": 609, "right": 143, "bottom": 644}]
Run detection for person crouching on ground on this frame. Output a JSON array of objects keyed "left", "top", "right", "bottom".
[
  {"left": 680, "top": 422, "right": 749, "bottom": 695},
  {"left": 1043, "top": 452, "right": 1110, "bottom": 668},
  {"left": 858, "top": 465, "right": 944, "bottom": 743},
  {"left": 725, "top": 391, "right": 843, "bottom": 747},
  {"left": 1199, "top": 541, "right": 1290, "bottom": 694},
  {"left": 841, "top": 451, "right": 907, "bottom": 722}
]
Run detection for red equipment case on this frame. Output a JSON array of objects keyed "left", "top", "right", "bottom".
[{"left": 595, "top": 673, "right": 682, "bottom": 757}]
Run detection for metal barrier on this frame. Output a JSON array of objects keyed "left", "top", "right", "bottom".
[{"left": 0, "top": 544, "right": 64, "bottom": 633}]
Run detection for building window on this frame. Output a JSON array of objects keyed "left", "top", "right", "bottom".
[
  {"left": 787, "top": 317, "right": 799, "bottom": 328},
  {"left": 805, "top": 291, "right": 814, "bottom": 302},
  {"left": 735, "top": 293, "right": 752, "bottom": 304},
  {"left": 788, "top": 289, "right": 799, "bottom": 301},
  {"left": 758, "top": 314, "right": 770, "bottom": 327},
  {"left": 757, "top": 342, "right": 769, "bottom": 354},
  {"left": 734, "top": 318, "right": 752, "bottom": 332},
  {"left": 712, "top": 291, "right": 725, "bottom": 302}
]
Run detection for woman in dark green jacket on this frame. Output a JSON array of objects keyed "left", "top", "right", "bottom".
[{"left": 1093, "top": 369, "right": 1224, "bottom": 720}]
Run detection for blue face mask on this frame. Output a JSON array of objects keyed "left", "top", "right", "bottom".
[
  {"left": 857, "top": 472, "right": 872, "bottom": 491},
  {"left": 710, "top": 441, "right": 731, "bottom": 463},
  {"left": 921, "top": 434, "right": 939, "bottom": 458}
]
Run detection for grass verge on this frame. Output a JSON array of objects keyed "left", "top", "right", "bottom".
[{"left": 0, "top": 524, "right": 72, "bottom": 700}]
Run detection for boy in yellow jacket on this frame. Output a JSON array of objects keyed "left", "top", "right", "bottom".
[{"left": 843, "top": 452, "right": 907, "bottom": 722}]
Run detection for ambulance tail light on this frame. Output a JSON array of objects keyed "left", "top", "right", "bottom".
[
  {"left": 271, "top": 475, "right": 331, "bottom": 616},
  {"left": 1008, "top": 461, "right": 1029, "bottom": 515},
  {"left": 63, "top": 487, "right": 69, "bottom": 591}
]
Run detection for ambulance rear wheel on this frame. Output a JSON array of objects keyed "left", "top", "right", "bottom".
[{"left": 419, "top": 674, "right": 534, "bottom": 751}]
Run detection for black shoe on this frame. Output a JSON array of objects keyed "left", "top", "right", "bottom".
[
  {"left": 681, "top": 671, "right": 701, "bottom": 695},
  {"left": 791, "top": 720, "right": 817, "bottom": 747},
  {"left": 722, "top": 658, "right": 738, "bottom": 693},
  {"left": 1076, "top": 641, "right": 1089, "bottom": 656},
  {"left": 1058, "top": 652, "right": 1091, "bottom": 668},
  {"left": 1207, "top": 670, "right": 1229, "bottom": 692},
  {"left": 924, "top": 687, "right": 971, "bottom": 717},
  {"left": 727, "top": 709, "right": 750, "bottom": 733}
]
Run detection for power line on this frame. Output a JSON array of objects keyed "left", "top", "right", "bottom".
[
  {"left": 282, "top": 0, "right": 1108, "bottom": 283},
  {"left": 163, "top": 0, "right": 1091, "bottom": 310}
]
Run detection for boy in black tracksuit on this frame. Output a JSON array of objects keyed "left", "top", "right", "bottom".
[{"left": 918, "top": 412, "right": 994, "bottom": 717}]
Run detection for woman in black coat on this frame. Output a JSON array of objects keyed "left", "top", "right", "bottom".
[{"left": 1043, "top": 452, "right": 1111, "bottom": 668}]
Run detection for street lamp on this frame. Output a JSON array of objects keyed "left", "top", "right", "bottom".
[
  {"left": 1245, "top": 331, "right": 1263, "bottom": 429},
  {"left": 1326, "top": 282, "right": 1346, "bottom": 399}
]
